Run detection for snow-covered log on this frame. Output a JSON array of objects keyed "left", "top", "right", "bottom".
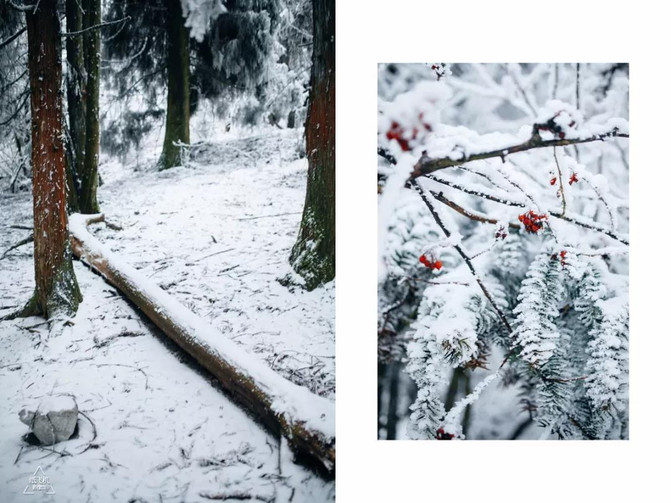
[{"left": 69, "top": 214, "right": 335, "bottom": 475}]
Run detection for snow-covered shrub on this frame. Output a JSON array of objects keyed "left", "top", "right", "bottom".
[{"left": 378, "top": 63, "right": 629, "bottom": 440}]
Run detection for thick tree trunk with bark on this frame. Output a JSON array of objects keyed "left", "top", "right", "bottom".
[
  {"left": 160, "top": 0, "right": 190, "bottom": 170},
  {"left": 69, "top": 214, "right": 334, "bottom": 475},
  {"left": 24, "top": 0, "right": 82, "bottom": 318},
  {"left": 79, "top": 0, "right": 101, "bottom": 213},
  {"left": 290, "top": 0, "right": 335, "bottom": 290},
  {"left": 65, "top": 0, "right": 87, "bottom": 213}
]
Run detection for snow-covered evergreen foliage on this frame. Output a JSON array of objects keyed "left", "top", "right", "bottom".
[{"left": 378, "top": 63, "right": 629, "bottom": 440}]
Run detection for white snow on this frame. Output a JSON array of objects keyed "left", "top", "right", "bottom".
[{"left": 0, "top": 127, "right": 334, "bottom": 501}]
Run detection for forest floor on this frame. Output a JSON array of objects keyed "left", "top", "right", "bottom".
[{"left": 0, "top": 127, "right": 334, "bottom": 501}]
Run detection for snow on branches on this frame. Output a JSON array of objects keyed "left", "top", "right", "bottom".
[
  {"left": 511, "top": 251, "right": 563, "bottom": 367},
  {"left": 378, "top": 63, "right": 629, "bottom": 441}
]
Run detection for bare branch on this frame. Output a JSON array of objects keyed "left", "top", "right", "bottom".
[
  {"left": 430, "top": 190, "right": 521, "bottom": 229},
  {"left": 0, "top": 26, "right": 26, "bottom": 50},
  {"left": 552, "top": 147, "right": 567, "bottom": 216},
  {"left": 62, "top": 15, "right": 131, "bottom": 37}
]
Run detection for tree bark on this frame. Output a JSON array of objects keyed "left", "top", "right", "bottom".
[
  {"left": 79, "top": 0, "right": 101, "bottom": 213},
  {"left": 289, "top": 0, "right": 335, "bottom": 290},
  {"left": 160, "top": 0, "right": 190, "bottom": 170},
  {"left": 25, "top": 0, "right": 82, "bottom": 318},
  {"left": 69, "top": 215, "right": 334, "bottom": 476},
  {"left": 65, "top": 0, "right": 87, "bottom": 213}
]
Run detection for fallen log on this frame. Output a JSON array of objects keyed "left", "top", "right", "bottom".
[{"left": 69, "top": 214, "right": 334, "bottom": 475}]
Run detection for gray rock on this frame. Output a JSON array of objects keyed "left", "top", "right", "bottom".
[{"left": 19, "top": 395, "right": 78, "bottom": 445}]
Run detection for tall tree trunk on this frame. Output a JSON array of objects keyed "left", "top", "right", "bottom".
[
  {"left": 160, "top": 0, "right": 190, "bottom": 170},
  {"left": 79, "top": 0, "right": 101, "bottom": 214},
  {"left": 65, "top": 0, "right": 87, "bottom": 213},
  {"left": 24, "top": 0, "right": 82, "bottom": 318},
  {"left": 289, "top": 0, "right": 335, "bottom": 290}
]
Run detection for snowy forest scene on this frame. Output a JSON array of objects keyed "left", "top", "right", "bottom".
[
  {"left": 378, "top": 63, "right": 629, "bottom": 441},
  {"left": 0, "top": 0, "right": 334, "bottom": 500}
]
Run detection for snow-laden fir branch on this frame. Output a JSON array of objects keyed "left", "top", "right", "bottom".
[
  {"left": 511, "top": 252, "right": 563, "bottom": 367},
  {"left": 442, "top": 372, "right": 500, "bottom": 439}
]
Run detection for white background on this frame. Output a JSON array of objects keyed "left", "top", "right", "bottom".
[{"left": 336, "top": 1, "right": 670, "bottom": 500}]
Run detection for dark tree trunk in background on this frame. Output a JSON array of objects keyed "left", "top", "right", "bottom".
[
  {"left": 24, "top": 0, "right": 82, "bottom": 318},
  {"left": 79, "top": 0, "right": 101, "bottom": 213},
  {"left": 65, "top": 0, "right": 86, "bottom": 213},
  {"left": 289, "top": 0, "right": 335, "bottom": 290},
  {"left": 386, "top": 360, "right": 401, "bottom": 440},
  {"left": 160, "top": 0, "right": 190, "bottom": 170}
]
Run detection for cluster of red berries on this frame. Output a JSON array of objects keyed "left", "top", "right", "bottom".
[
  {"left": 436, "top": 428, "right": 454, "bottom": 440},
  {"left": 551, "top": 250, "right": 568, "bottom": 267},
  {"left": 550, "top": 174, "right": 579, "bottom": 186},
  {"left": 419, "top": 254, "right": 442, "bottom": 270},
  {"left": 518, "top": 210, "right": 548, "bottom": 234},
  {"left": 385, "top": 114, "right": 432, "bottom": 152}
]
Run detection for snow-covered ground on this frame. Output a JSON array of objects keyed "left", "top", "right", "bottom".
[{"left": 0, "top": 127, "right": 334, "bottom": 501}]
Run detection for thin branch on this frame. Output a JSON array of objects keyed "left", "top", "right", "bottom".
[
  {"left": 552, "top": 63, "right": 559, "bottom": 99},
  {"left": 0, "top": 26, "right": 26, "bottom": 51},
  {"left": 0, "top": 89, "right": 29, "bottom": 127},
  {"left": 576, "top": 63, "right": 581, "bottom": 110},
  {"left": 430, "top": 190, "right": 521, "bottom": 229},
  {"left": 0, "top": 233, "right": 33, "bottom": 259},
  {"left": 425, "top": 174, "right": 524, "bottom": 207},
  {"left": 506, "top": 63, "right": 537, "bottom": 116},
  {"left": 406, "top": 276, "right": 471, "bottom": 287},
  {"left": 0, "top": 68, "right": 28, "bottom": 95},
  {"left": 61, "top": 16, "right": 131, "bottom": 37},
  {"left": 425, "top": 173, "right": 629, "bottom": 245},
  {"left": 7, "top": 1, "right": 36, "bottom": 12},
  {"left": 409, "top": 126, "right": 628, "bottom": 180},
  {"left": 410, "top": 179, "right": 512, "bottom": 333},
  {"left": 552, "top": 147, "right": 567, "bottom": 216}
]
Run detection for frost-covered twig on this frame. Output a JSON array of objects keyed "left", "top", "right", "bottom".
[
  {"left": 61, "top": 16, "right": 131, "bottom": 37},
  {"left": 409, "top": 127, "right": 628, "bottom": 180},
  {"left": 410, "top": 179, "right": 512, "bottom": 333},
  {"left": 425, "top": 174, "right": 629, "bottom": 245},
  {"left": 552, "top": 147, "right": 568, "bottom": 216},
  {"left": 430, "top": 190, "right": 521, "bottom": 229}
]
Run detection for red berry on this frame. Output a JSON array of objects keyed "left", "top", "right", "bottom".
[
  {"left": 434, "top": 260, "right": 442, "bottom": 270},
  {"left": 419, "top": 254, "right": 427, "bottom": 264},
  {"left": 569, "top": 173, "right": 579, "bottom": 185},
  {"left": 550, "top": 177, "right": 557, "bottom": 186}
]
